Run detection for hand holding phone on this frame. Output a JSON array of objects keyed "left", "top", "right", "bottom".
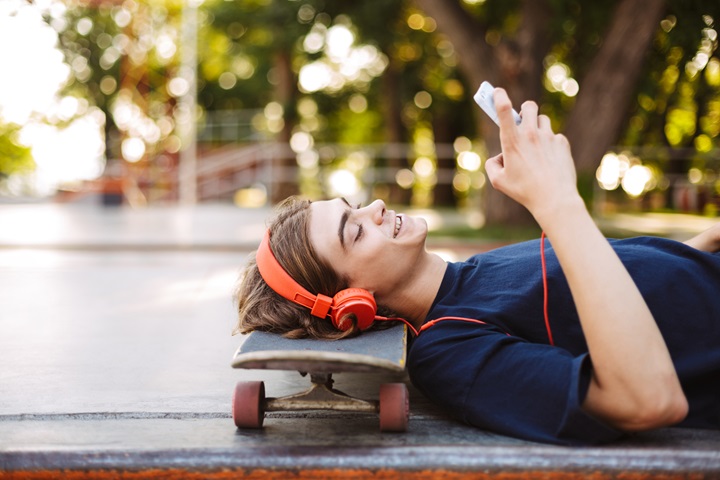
[{"left": 473, "top": 81, "right": 521, "bottom": 126}]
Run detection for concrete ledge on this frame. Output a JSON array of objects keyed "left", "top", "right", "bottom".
[
  {"left": 2, "top": 446, "right": 720, "bottom": 479},
  {"left": 2, "top": 416, "right": 719, "bottom": 479}
]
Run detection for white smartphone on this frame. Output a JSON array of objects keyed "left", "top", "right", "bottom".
[{"left": 473, "top": 81, "right": 521, "bottom": 126}]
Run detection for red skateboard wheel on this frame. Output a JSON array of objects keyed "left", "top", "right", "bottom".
[
  {"left": 379, "top": 383, "right": 409, "bottom": 432},
  {"left": 232, "top": 381, "right": 265, "bottom": 428}
]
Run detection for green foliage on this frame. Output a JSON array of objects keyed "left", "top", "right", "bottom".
[
  {"left": 200, "top": 0, "right": 318, "bottom": 110},
  {"left": 335, "top": 108, "right": 384, "bottom": 145},
  {"left": 0, "top": 124, "right": 34, "bottom": 177},
  {"left": 46, "top": 0, "right": 720, "bottom": 149},
  {"left": 36, "top": 0, "right": 720, "bottom": 211},
  {"left": 621, "top": 1, "right": 720, "bottom": 151}
]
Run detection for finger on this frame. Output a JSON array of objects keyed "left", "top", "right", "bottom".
[
  {"left": 555, "top": 132, "right": 570, "bottom": 149},
  {"left": 519, "top": 101, "right": 539, "bottom": 128},
  {"left": 538, "top": 114, "right": 552, "bottom": 132},
  {"left": 493, "top": 88, "right": 519, "bottom": 138}
]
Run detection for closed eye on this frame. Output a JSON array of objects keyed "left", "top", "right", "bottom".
[
  {"left": 339, "top": 199, "right": 364, "bottom": 248},
  {"left": 352, "top": 203, "right": 362, "bottom": 242}
]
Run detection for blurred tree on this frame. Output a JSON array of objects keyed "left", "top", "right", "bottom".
[
  {"left": 254, "top": 0, "right": 477, "bottom": 206},
  {"left": 44, "top": 0, "right": 718, "bottom": 218},
  {"left": 619, "top": 2, "right": 720, "bottom": 212},
  {"left": 203, "top": 0, "right": 320, "bottom": 202},
  {"left": 0, "top": 124, "right": 34, "bottom": 178},
  {"left": 55, "top": 0, "right": 185, "bottom": 202},
  {"left": 322, "top": 0, "right": 415, "bottom": 205},
  {"left": 205, "top": 0, "right": 422, "bottom": 203},
  {"left": 623, "top": 2, "right": 720, "bottom": 147},
  {"left": 414, "top": 0, "right": 668, "bottom": 225}
]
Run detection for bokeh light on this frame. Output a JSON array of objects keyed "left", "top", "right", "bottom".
[
  {"left": 414, "top": 91, "right": 432, "bottom": 109},
  {"left": 621, "top": 165, "right": 653, "bottom": 197},
  {"left": 596, "top": 153, "right": 623, "bottom": 191},
  {"left": 328, "top": 169, "right": 360, "bottom": 197},
  {"left": 298, "top": 21, "right": 387, "bottom": 94},
  {"left": 545, "top": 60, "right": 579, "bottom": 97},
  {"left": 597, "top": 152, "right": 656, "bottom": 198},
  {"left": 457, "top": 151, "right": 481, "bottom": 172},
  {"left": 18, "top": 112, "right": 105, "bottom": 195},
  {"left": 688, "top": 167, "right": 703, "bottom": 184},
  {"left": 395, "top": 169, "right": 414, "bottom": 189},
  {"left": 348, "top": 94, "right": 368, "bottom": 113},
  {"left": 413, "top": 157, "right": 434, "bottom": 177},
  {"left": 234, "top": 185, "right": 267, "bottom": 208},
  {"left": 453, "top": 136, "right": 472, "bottom": 153},
  {"left": 0, "top": 1, "right": 70, "bottom": 125},
  {"left": 122, "top": 137, "right": 146, "bottom": 163},
  {"left": 290, "top": 131, "right": 314, "bottom": 153}
]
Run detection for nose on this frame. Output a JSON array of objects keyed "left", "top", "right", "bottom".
[{"left": 361, "top": 199, "right": 386, "bottom": 224}]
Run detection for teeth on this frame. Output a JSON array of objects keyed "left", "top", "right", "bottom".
[{"left": 393, "top": 216, "right": 402, "bottom": 238}]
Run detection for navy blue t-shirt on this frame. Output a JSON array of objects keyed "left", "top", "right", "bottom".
[{"left": 408, "top": 237, "right": 720, "bottom": 445}]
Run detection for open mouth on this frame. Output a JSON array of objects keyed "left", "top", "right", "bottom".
[{"left": 393, "top": 215, "right": 403, "bottom": 238}]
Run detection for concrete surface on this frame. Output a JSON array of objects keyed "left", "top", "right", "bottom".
[{"left": 1, "top": 201, "right": 719, "bottom": 478}]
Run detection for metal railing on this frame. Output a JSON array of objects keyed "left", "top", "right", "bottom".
[{"left": 191, "top": 140, "right": 719, "bottom": 214}]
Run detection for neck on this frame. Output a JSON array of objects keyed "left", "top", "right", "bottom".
[{"left": 377, "top": 249, "right": 447, "bottom": 329}]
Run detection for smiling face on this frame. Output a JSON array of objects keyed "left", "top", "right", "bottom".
[{"left": 308, "top": 198, "right": 428, "bottom": 299}]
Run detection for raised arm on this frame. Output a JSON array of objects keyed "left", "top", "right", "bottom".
[{"left": 484, "top": 89, "right": 688, "bottom": 431}]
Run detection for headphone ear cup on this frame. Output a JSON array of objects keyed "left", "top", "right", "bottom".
[{"left": 331, "top": 288, "right": 377, "bottom": 331}]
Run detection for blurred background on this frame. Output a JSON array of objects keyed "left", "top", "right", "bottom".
[{"left": 1, "top": 0, "right": 719, "bottom": 229}]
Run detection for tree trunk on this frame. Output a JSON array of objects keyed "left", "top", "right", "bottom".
[
  {"left": 271, "top": 49, "right": 299, "bottom": 204},
  {"left": 413, "top": 0, "right": 551, "bottom": 225},
  {"left": 482, "top": 0, "right": 552, "bottom": 225},
  {"left": 432, "top": 106, "right": 459, "bottom": 207},
  {"left": 414, "top": 0, "right": 667, "bottom": 225},
  {"left": 564, "top": 0, "right": 667, "bottom": 174},
  {"left": 413, "top": 0, "right": 494, "bottom": 88},
  {"left": 381, "top": 61, "right": 412, "bottom": 205}
]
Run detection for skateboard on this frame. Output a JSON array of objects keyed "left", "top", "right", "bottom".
[{"left": 231, "top": 325, "right": 410, "bottom": 432}]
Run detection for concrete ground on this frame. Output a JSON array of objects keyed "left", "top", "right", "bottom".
[{"left": 1, "top": 201, "right": 719, "bottom": 478}]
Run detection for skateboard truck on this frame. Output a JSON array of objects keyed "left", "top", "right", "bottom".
[
  {"left": 267, "top": 373, "right": 378, "bottom": 412},
  {"left": 232, "top": 374, "right": 409, "bottom": 432}
]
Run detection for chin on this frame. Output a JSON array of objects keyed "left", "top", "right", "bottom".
[
  {"left": 396, "top": 215, "right": 428, "bottom": 246},
  {"left": 417, "top": 217, "right": 429, "bottom": 238}
]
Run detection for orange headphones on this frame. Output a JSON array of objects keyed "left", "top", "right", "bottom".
[{"left": 256, "top": 230, "right": 378, "bottom": 331}]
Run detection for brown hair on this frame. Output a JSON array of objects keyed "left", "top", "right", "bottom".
[{"left": 233, "top": 196, "right": 360, "bottom": 339}]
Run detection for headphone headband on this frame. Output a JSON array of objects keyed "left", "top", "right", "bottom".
[{"left": 256, "top": 230, "right": 334, "bottom": 319}]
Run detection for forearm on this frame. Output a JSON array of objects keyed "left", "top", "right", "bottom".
[
  {"left": 684, "top": 223, "right": 720, "bottom": 253},
  {"left": 535, "top": 201, "right": 687, "bottom": 430}
]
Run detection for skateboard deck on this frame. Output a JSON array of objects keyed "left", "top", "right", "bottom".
[
  {"left": 232, "top": 324, "right": 407, "bottom": 373},
  {"left": 231, "top": 325, "right": 410, "bottom": 432}
]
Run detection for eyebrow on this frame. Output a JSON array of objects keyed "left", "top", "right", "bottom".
[{"left": 338, "top": 197, "right": 352, "bottom": 250}]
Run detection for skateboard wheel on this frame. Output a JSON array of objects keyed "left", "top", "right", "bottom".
[
  {"left": 232, "top": 381, "right": 265, "bottom": 429},
  {"left": 379, "top": 383, "right": 409, "bottom": 432}
]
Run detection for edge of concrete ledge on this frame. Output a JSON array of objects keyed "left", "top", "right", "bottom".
[{"left": 2, "top": 444, "right": 720, "bottom": 475}]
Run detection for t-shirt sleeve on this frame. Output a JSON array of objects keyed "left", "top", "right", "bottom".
[{"left": 408, "top": 320, "right": 624, "bottom": 445}]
